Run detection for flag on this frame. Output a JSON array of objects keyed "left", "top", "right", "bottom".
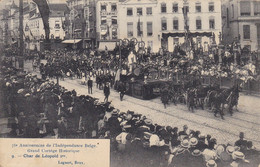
[{"left": 137, "top": 18, "right": 141, "bottom": 36}]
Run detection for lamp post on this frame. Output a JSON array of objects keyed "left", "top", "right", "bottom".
[
  {"left": 18, "top": 0, "right": 24, "bottom": 69},
  {"left": 119, "top": 39, "right": 123, "bottom": 69}
]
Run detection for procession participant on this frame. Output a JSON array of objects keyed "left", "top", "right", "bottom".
[
  {"left": 161, "top": 86, "right": 169, "bottom": 109},
  {"left": 103, "top": 82, "right": 110, "bottom": 102},
  {"left": 118, "top": 81, "right": 126, "bottom": 101},
  {"left": 87, "top": 76, "right": 93, "bottom": 94},
  {"left": 213, "top": 93, "right": 225, "bottom": 120}
]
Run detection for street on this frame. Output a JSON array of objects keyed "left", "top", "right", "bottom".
[{"left": 22, "top": 61, "right": 260, "bottom": 149}]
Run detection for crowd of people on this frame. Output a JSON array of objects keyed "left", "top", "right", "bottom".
[{"left": 1, "top": 52, "right": 260, "bottom": 167}]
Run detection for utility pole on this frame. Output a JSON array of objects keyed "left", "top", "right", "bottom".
[{"left": 19, "top": 0, "right": 24, "bottom": 69}]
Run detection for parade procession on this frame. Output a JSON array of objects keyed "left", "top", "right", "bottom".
[{"left": 0, "top": 0, "right": 260, "bottom": 166}]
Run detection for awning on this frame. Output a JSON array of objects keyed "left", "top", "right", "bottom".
[
  {"left": 98, "top": 41, "right": 116, "bottom": 51},
  {"left": 62, "top": 39, "right": 82, "bottom": 44}
]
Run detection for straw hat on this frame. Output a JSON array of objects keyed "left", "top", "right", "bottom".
[
  {"left": 206, "top": 160, "right": 217, "bottom": 167},
  {"left": 190, "top": 137, "right": 198, "bottom": 146},
  {"left": 181, "top": 139, "right": 190, "bottom": 148},
  {"left": 192, "top": 149, "right": 202, "bottom": 156},
  {"left": 226, "top": 146, "right": 235, "bottom": 155},
  {"left": 176, "top": 147, "right": 186, "bottom": 155},
  {"left": 144, "top": 119, "right": 152, "bottom": 126},
  {"left": 232, "top": 151, "right": 245, "bottom": 160}
]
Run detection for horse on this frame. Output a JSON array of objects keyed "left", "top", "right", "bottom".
[
  {"left": 195, "top": 85, "right": 219, "bottom": 110},
  {"left": 207, "top": 86, "right": 239, "bottom": 116}
]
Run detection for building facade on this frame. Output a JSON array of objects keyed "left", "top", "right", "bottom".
[
  {"left": 117, "top": 0, "right": 222, "bottom": 53},
  {"left": 66, "top": 0, "right": 96, "bottom": 49},
  {"left": 222, "top": 0, "right": 260, "bottom": 51},
  {"left": 117, "top": 0, "right": 158, "bottom": 52},
  {"left": 96, "top": 0, "right": 118, "bottom": 50},
  {"left": 24, "top": 2, "right": 69, "bottom": 51}
]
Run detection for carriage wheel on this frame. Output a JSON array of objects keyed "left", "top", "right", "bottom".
[
  {"left": 123, "top": 38, "right": 129, "bottom": 46},
  {"left": 131, "top": 38, "right": 138, "bottom": 46}
]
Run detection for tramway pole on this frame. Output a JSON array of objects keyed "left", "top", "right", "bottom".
[{"left": 18, "top": 0, "right": 24, "bottom": 69}]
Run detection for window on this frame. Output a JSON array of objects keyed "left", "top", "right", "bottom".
[
  {"left": 161, "top": 3, "right": 167, "bottom": 13},
  {"left": 127, "top": 22, "right": 133, "bottom": 37},
  {"left": 127, "top": 8, "right": 133, "bottom": 16},
  {"left": 174, "top": 38, "right": 179, "bottom": 44},
  {"left": 209, "top": 2, "right": 214, "bottom": 12},
  {"left": 240, "top": 1, "right": 251, "bottom": 16},
  {"left": 55, "top": 21, "right": 60, "bottom": 28},
  {"left": 137, "top": 8, "right": 143, "bottom": 16},
  {"left": 172, "top": 3, "right": 178, "bottom": 13},
  {"left": 146, "top": 7, "right": 152, "bottom": 15},
  {"left": 137, "top": 22, "right": 143, "bottom": 37},
  {"left": 196, "top": 3, "right": 201, "bottom": 13},
  {"left": 101, "top": 4, "right": 106, "bottom": 11},
  {"left": 147, "top": 22, "right": 153, "bottom": 36},
  {"left": 111, "top": 4, "right": 117, "bottom": 11},
  {"left": 243, "top": 25, "right": 250, "bottom": 39},
  {"left": 101, "top": 16, "right": 107, "bottom": 25},
  {"left": 112, "top": 16, "right": 117, "bottom": 25},
  {"left": 196, "top": 19, "right": 202, "bottom": 30},
  {"left": 112, "top": 28, "right": 117, "bottom": 39},
  {"left": 196, "top": 37, "right": 202, "bottom": 44},
  {"left": 173, "top": 18, "right": 179, "bottom": 30},
  {"left": 183, "top": 3, "right": 189, "bottom": 13},
  {"left": 209, "top": 18, "right": 215, "bottom": 29},
  {"left": 161, "top": 19, "right": 167, "bottom": 31},
  {"left": 254, "top": 1, "right": 260, "bottom": 16}
]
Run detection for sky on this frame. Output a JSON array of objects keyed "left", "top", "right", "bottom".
[{"left": 0, "top": 0, "right": 68, "bottom": 9}]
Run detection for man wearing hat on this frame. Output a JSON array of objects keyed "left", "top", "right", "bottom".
[
  {"left": 230, "top": 151, "right": 250, "bottom": 167},
  {"left": 107, "top": 109, "right": 121, "bottom": 138},
  {"left": 235, "top": 132, "right": 247, "bottom": 151},
  {"left": 197, "top": 133, "right": 208, "bottom": 151},
  {"left": 118, "top": 81, "right": 126, "bottom": 101},
  {"left": 178, "top": 125, "right": 189, "bottom": 139},
  {"left": 116, "top": 131, "right": 132, "bottom": 152},
  {"left": 190, "top": 149, "right": 206, "bottom": 167},
  {"left": 169, "top": 146, "right": 192, "bottom": 167},
  {"left": 206, "top": 160, "right": 217, "bottom": 167},
  {"left": 103, "top": 82, "right": 110, "bottom": 102},
  {"left": 87, "top": 76, "right": 93, "bottom": 94}
]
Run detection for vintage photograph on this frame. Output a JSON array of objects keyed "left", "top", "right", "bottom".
[{"left": 0, "top": 0, "right": 260, "bottom": 166}]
